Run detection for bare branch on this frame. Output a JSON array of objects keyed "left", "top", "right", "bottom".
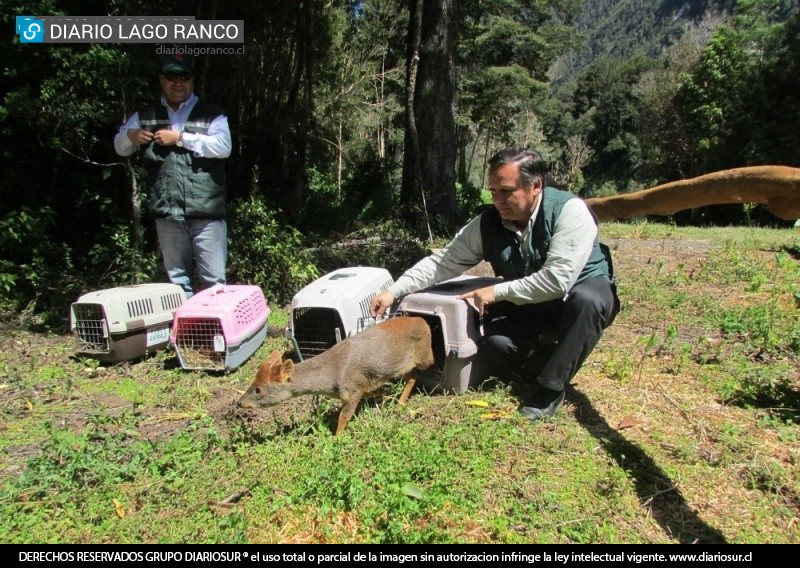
[{"left": 59, "top": 147, "right": 125, "bottom": 168}]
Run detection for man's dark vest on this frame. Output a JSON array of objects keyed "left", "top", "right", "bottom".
[
  {"left": 480, "top": 186, "right": 613, "bottom": 287},
  {"left": 138, "top": 99, "right": 227, "bottom": 220}
]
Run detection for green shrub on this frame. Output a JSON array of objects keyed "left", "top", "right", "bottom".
[
  {"left": 227, "top": 194, "right": 319, "bottom": 306},
  {"left": 87, "top": 223, "right": 161, "bottom": 288},
  {"left": 585, "top": 181, "right": 618, "bottom": 198},
  {"left": 0, "top": 207, "right": 85, "bottom": 325},
  {"left": 310, "top": 219, "right": 429, "bottom": 279},
  {"left": 456, "top": 182, "right": 485, "bottom": 220},
  {"left": 299, "top": 162, "right": 399, "bottom": 235}
]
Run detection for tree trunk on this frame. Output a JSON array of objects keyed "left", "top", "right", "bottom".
[
  {"left": 125, "top": 158, "right": 143, "bottom": 254},
  {"left": 466, "top": 124, "right": 482, "bottom": 188},
  {"left": 337, "top": 121, "right": 343, "bottom": 196},
  {"left": 401, "top": 0, "right": 458, "bottom": 233},
  {"left": 456, "top": 124, "right": 467, "bottom": 186},
  {"left": 226, "top": 2, "right": 322, "bottom": 218},
  {"left": 402, "top": 0, "right": 424, "bottom": 227},
  {"left": 378, "top": 54, "right": 386, "bottom": 160},
  {"left": 283, "top": 0, "right": 313, "bottom": 217},
  {"left": 194, "top": 0, "right": 218, "bottom": 98}
]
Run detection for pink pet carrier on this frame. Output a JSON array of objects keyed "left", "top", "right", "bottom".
[{"left": 169, "top": 285, "right": 269, "bottom": 372}]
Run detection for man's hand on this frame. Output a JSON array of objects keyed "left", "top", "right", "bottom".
[
  {"left": 456, "top": 285, "right": 496, "bottom": 315},
  {"left": 370, "top": 290, "right": 396, "bottom": 318},
  {"left": 126, "top": 128, "right": 154, "bottom": 146},
  {"left": 153, "top": 129, "right": 182, "bottom": 146}
]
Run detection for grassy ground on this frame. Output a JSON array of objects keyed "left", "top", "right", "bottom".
[{"left": 0, "top": 222, "right": 798, "bottom": 543}]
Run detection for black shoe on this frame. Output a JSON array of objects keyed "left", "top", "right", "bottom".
[{"left": 519, "top": 386, "right": 565, "bottom": 421}]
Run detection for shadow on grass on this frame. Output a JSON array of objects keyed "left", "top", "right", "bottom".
[
  {"left": 500, "top": 347, "right": 727, "bottom": 544},
  {"left": 569, "top": 388, "right": 727, "bottom": 544}
]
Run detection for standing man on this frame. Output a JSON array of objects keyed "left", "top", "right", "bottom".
[
  {"left": 114, "top": 53, "right": 232, "bottom": 298},
  {"left": 370, "top": 147, "right": 619, "bottom": 421}
]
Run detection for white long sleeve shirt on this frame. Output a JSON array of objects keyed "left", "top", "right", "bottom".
[
  {"left": 388, "top": 198, "right": 598, "bottom": 305},
  {"left": 114, "top": 93, "right": 232, "bottom": 159}
]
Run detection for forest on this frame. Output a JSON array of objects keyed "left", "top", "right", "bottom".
[{"left": 1, "top": 0, "right": 799, "bottom": 321}]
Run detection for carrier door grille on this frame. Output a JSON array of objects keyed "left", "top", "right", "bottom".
[
  {"left": 292, "top": 307, "right": 346, "bottom": 359},
  {"left": 173, "top": 317, "right": 226, "bottom": 370},
  {"left": 73, "top": 304, "right": 110, "bottom": 353}
]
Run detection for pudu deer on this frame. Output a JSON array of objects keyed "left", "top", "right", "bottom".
[{"left": 237, "top": 316, "right": 435, "bottom": 435}]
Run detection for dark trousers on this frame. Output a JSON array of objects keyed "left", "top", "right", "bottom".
[{"left": 481, "top": 276, "right": 620, "bottom": 391}]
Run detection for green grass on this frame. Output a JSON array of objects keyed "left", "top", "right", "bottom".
[{"left": 0, "top": 223, "right": 798, "bottom": 543}]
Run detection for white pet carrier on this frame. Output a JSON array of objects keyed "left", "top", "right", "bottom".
[
  {"left": 286, "top": 267, "right": 394, "bottom": 360},
  {"left": 169, "top": 284, "right": 269, "bottom": 372},
  {"left": 70, "top": 283, "right": 185, "bottom": 363}
]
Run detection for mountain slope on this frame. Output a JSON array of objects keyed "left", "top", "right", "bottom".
[{"left": 551, "top": 0, "right": 737, "bottom": 87}]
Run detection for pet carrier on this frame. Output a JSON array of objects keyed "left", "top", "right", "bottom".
[
  {"left": 397, "top": 275, "right": 503, "bottom": 393},
  {"left": 70, "top": 283, "right": 185, "bottom": 363},
  {"left": 170, "top": 284, "right": 269, "bottom": 372},
  {"left": 287, "top": 267, "right": 394, "bottom": 360}
]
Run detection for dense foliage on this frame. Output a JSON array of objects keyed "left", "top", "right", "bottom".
[
  {"left": 547, "top": 0, "right": 800, "bottom": 199},
  {"left": 1, "top": 0, "right": 799, "bottom": 325}
]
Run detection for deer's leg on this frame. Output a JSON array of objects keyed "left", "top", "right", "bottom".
[
  {"left": 335, "top": 393, "right": 363, "bottom": 435},
  {"left": 398, "top": 376, "right": 416, "bottom": 405}
]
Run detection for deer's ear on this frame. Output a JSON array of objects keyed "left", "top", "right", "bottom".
[
  {"left": 278, "top": 359, "right": 294, "bottom": 383},
  {"left": 254, "top": 360, "right": 272, "bottom": 386},
  {"left": 269, "top": 357, "right": 292, "bottom": 383},
  {"left": 255, "top": 350, "right": 284, "bottom": 385}
]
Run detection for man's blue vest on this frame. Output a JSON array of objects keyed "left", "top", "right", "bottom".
[
  {"left": 480, "top": 186, "right": 612, "bottom": 286},
  {"left": 138, "top": 99, "right": 227, "bottom": 220}
]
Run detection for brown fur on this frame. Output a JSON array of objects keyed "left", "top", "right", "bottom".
[
  {"left": 585, "top": 166, "right": 800, "bottom": 221},
  {"left": 237, "top": 316, "right": 435, "bottom": 435}
]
